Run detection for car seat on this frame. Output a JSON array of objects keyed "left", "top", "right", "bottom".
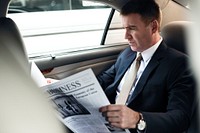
[
  {"left": 161, "top": 21, "right": 199, "bottom": 133},
  {"left": 0, "top": 17, "right": 30, "bottom": 73},
  {"left": 0, "top": 0, "right": 66, "bottom": 133},
  {"left": 161, "top": 21, "right": 192, "bottom": 54}
]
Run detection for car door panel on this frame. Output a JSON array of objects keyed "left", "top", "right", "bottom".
[{"left": 33, "top": 44, "right": 128, "bottom": 79}]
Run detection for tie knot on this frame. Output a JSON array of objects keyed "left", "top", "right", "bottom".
[{"left": 136, "top": 53, "right": 142, "bottom": 62}]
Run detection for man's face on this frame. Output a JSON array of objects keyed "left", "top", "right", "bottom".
[{"left": 122, "top": 13, "right": 154, "bottom": 52}]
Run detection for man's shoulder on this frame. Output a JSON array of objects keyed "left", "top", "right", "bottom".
[
  {"left": 119, "top": 46, "right": 136, "bottom": 57},
  {"left": 167, "top": 46, "right": 188, "bottom": 59},
  {"left": 160, "top": 40, "right": 188, "bottom": 57}
]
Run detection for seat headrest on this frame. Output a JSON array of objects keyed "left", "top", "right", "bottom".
[
  {"left": 0, "top": 17, "right": 30, "bottom": 73},
  {"left": 161, "top": 21, "right": 192, "bottom": 54}
]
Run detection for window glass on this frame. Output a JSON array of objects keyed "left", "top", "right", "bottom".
[
  {"left": 8, "top": 0, "right": 111, "bottom": 58},
  {"left": 9, "top": 0, "right": 108, "bottom": 13},
  {"left": 105, "top": 11, "right": 127, "bottom": 46}
]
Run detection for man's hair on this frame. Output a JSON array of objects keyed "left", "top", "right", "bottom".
[{"left": 120, "top": 0, "right": 161, "bottom": 26}]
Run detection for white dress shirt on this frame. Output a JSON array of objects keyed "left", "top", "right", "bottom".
[{"left": 116, "top": 38, "right": 163, "bottom": 104}]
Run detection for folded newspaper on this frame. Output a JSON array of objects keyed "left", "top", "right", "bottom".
[{"left": 31, "top": 62, "right": 128, "bottom": 133}]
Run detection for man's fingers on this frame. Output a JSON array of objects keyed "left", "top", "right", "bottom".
[{"left": 99, "top": 104, "right": 124, "bottom": 112}]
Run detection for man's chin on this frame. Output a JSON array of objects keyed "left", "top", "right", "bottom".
[{"left": 129, "top": 46, "right": 137, "bottom": 52}]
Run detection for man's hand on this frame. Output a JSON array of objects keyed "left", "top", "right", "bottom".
[
  {"left": 46, "top": 78, "right": 59, "bottom": 84},
  {"left": 99, "top": 104, "right": 140, "bottom": 129}
]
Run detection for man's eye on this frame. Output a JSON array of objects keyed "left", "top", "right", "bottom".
[{"left": 128, "top": 26, "right": 136, "bottom": 30}]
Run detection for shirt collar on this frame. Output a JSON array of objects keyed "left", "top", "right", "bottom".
[{"left": 140, "top": 37, "right": 163, "bottom": 63}]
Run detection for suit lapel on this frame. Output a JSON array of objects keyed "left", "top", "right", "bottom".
[
  {"left": 119, "top": 62, "right": 133, "bottom": 79},
  {"left": 105, "top": 50, "right": 137, "bottom": 99},
  {"left": 115, "top": 51, "right": 137, "bottom": 86},
  {"left": 128, "top": 42, "right": 168, "bottom": 103}
]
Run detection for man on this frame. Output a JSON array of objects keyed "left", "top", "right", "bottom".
[{"left": 97, "top": 0, "right": 196, "bottom": 133}]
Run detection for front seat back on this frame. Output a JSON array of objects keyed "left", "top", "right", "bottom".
[
  {"left": 0, "top": 17, "right": 30, "bottom": 73},
  {"left": 0, "top": 0, "right": 66, "bottom": 132}
]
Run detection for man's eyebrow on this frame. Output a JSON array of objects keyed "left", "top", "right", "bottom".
[{"left": 124, "top": 25, "right": 137, "bottom": 29}]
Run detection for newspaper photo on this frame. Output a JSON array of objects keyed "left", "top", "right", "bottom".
[{"left": 31, "top": 63, "right": 128, "bottom": 133}]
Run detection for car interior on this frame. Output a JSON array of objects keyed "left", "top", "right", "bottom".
[{"left": 0, "top": 0, "right": 199, "bottom": 133}]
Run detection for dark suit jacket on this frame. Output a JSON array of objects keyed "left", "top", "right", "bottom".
[{"left": 97, "top": 41, "right": 196, "bottom": 133}]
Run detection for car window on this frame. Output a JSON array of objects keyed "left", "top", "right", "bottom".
[
  {"left": 9, "top": 0, "right": 108, "bottom": 13},
  {"left": 105, "top": 10, "right": 127, "bottom": 46},
  {"left": 8, "top": 0, "right": 112, "bottom": 58},
  {"left": 7, "top": 0, "right": 192, "bottom": 59}
]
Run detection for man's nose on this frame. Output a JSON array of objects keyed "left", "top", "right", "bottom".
[{"left": 125, "top": 29, "right": 131, "bottom": 39}]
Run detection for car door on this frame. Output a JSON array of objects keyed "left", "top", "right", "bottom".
[
  {"left": 30, "top": 9, "right": 128, "bottom": 79},
  {"left": 8, "top": 1, "right": 128, "bottom": 80}
]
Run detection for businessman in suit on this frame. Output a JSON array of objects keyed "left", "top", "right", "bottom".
[{"left": 98, "top": 0, "right": 196, "bottom": 133}]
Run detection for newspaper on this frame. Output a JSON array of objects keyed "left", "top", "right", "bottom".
[{"left": 31, "top": 62, "right": 128, "bottom": 133}]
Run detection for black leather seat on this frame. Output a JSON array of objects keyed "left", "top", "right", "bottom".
[{"left": 161, "top": 21, "right": 199, "bottom": 133}]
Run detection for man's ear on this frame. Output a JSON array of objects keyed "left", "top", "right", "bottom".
[{"left": 151, "top": 20, "right": 159, "bottom": 33}]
